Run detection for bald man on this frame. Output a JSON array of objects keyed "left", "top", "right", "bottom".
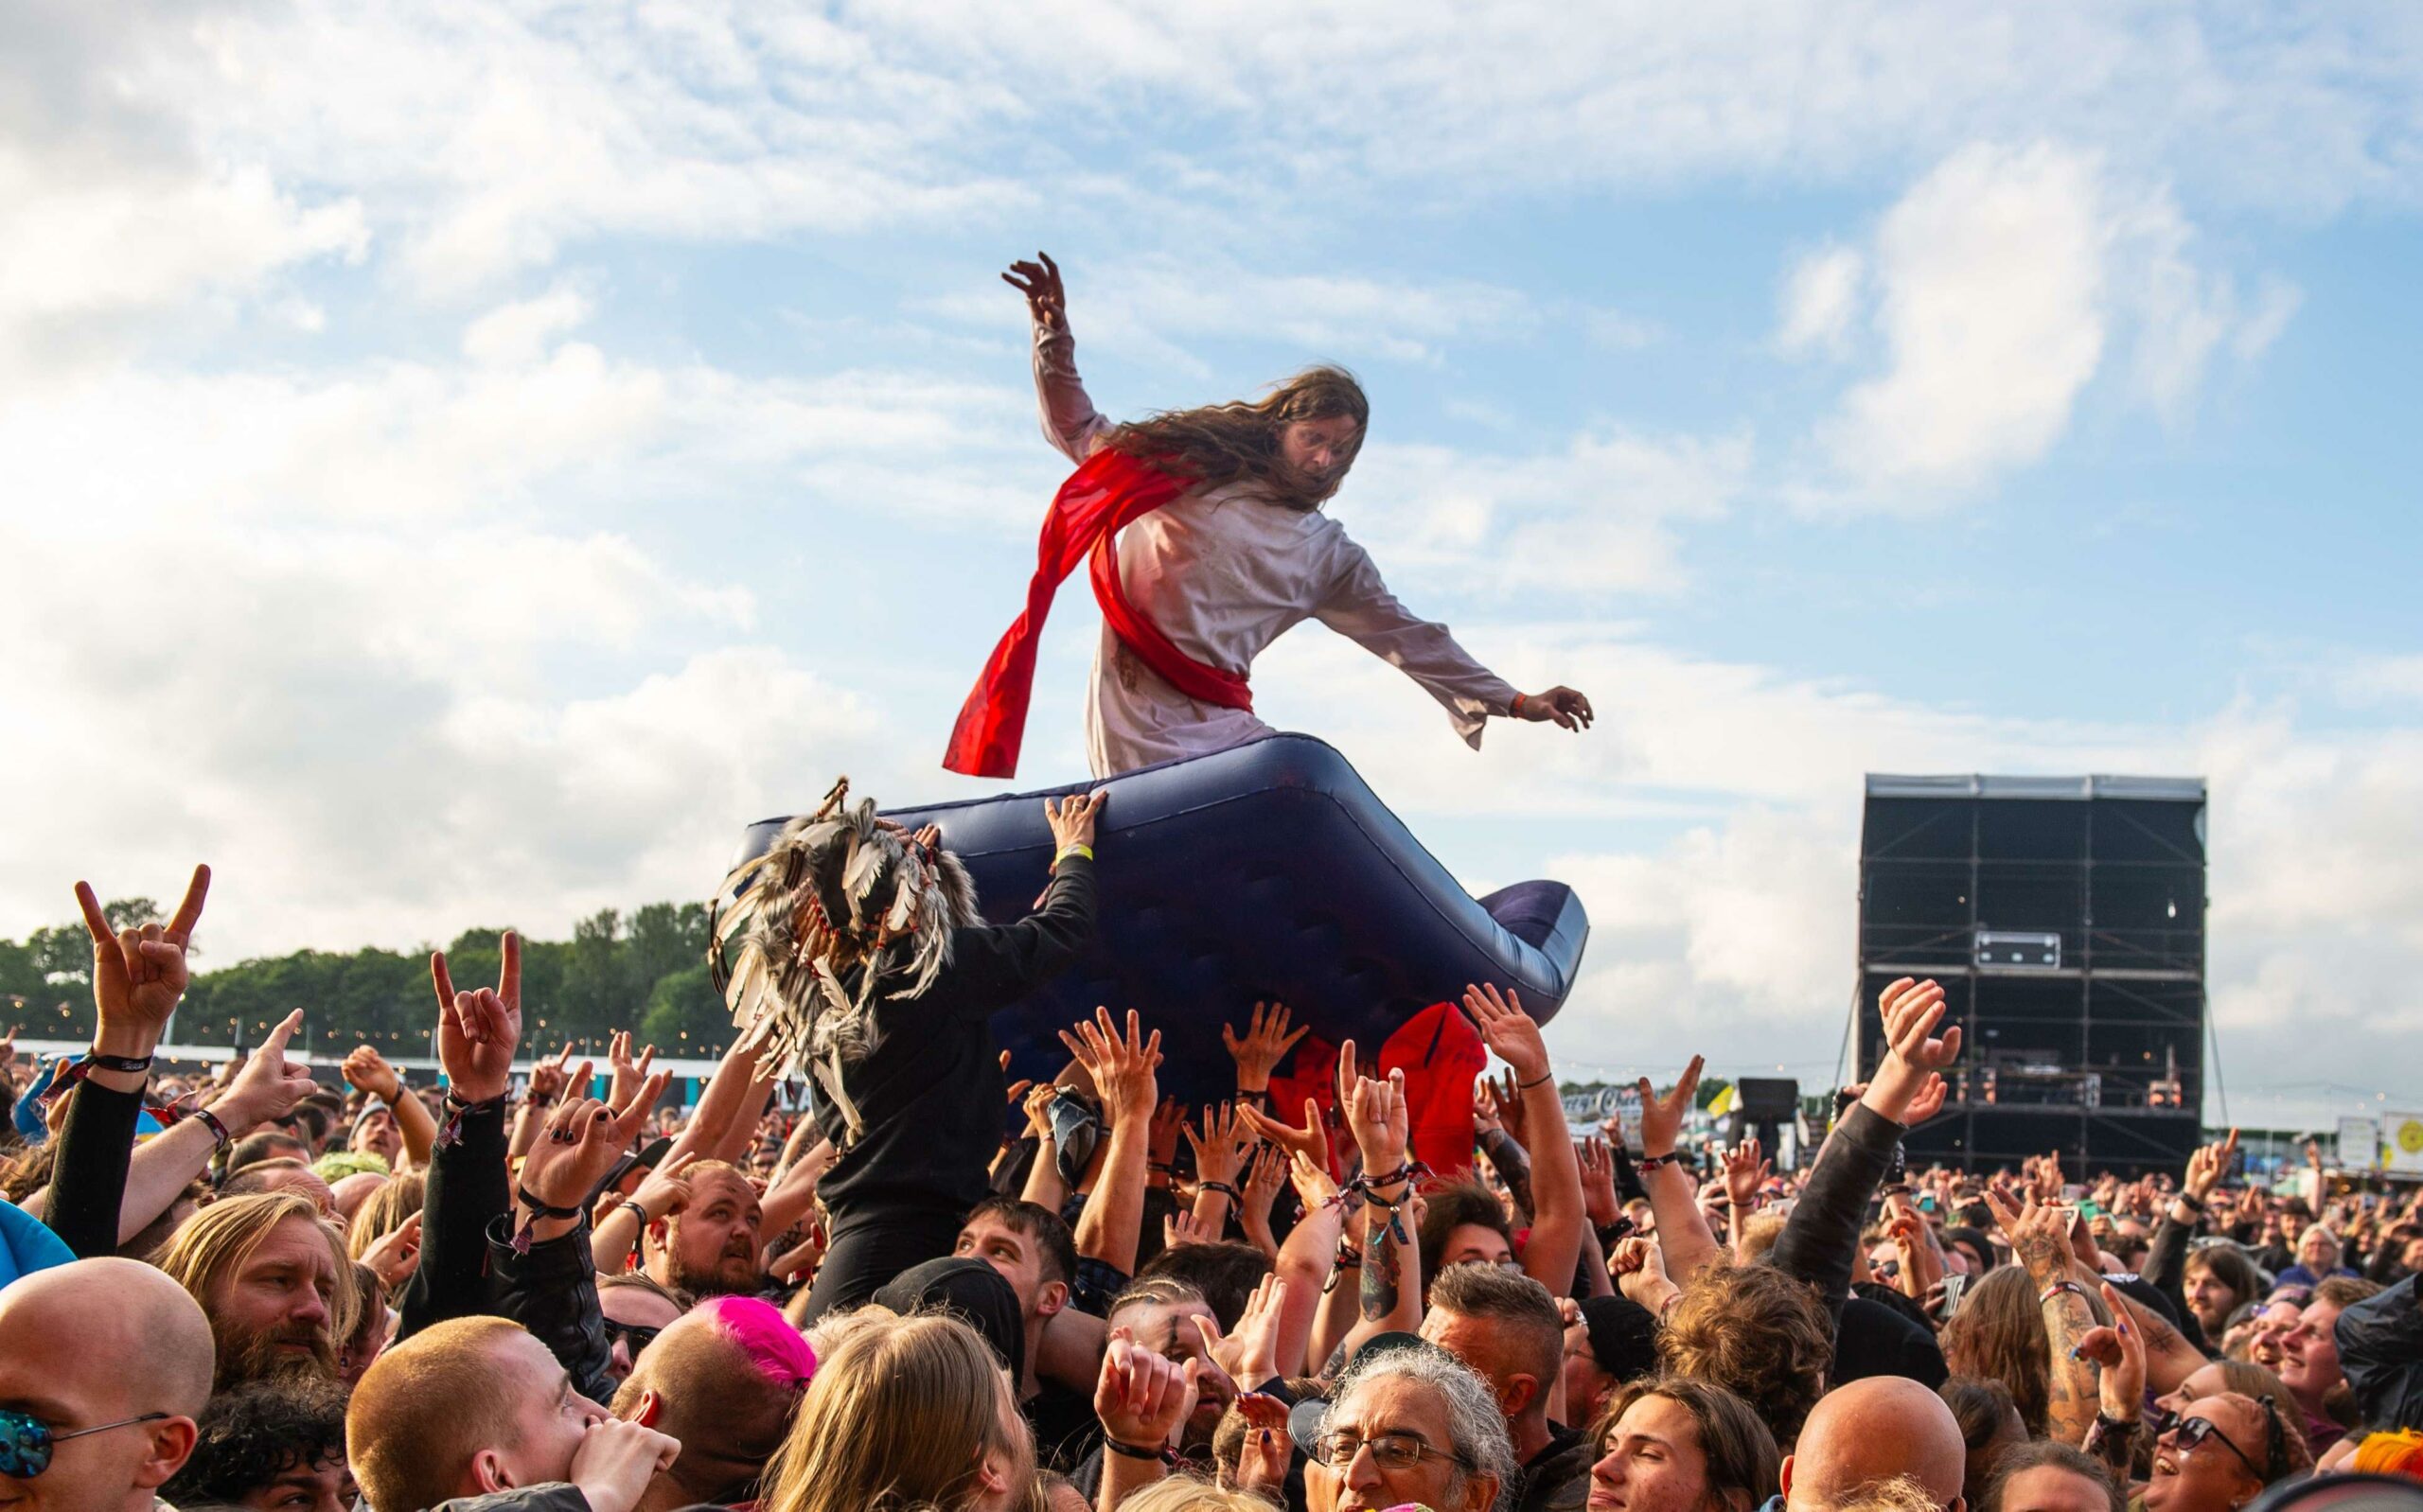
[
  {"left": 1783, "top": 1378, "right": 1968, "bottom": 1512},
  {"left": 610, "top": 1296, "right": 813, "bottom": 1511},
  {"left": 0, "top": 1257, "right": 215, "bottom": 1512}
]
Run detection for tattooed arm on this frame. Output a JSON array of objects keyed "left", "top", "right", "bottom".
[
  {"left": 1995, "top": 1189, "right": 2104, "bottom": 1445},
  {"left": 1337, "top": 1047, "right": 1421, "bottom": 1358}
]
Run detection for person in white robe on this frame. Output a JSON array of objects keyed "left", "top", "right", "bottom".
[{"left": 1002, "top": 253, "right": 1595, "bottom": 780}]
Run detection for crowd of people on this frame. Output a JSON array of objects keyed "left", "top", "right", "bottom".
[{"left": 1, "top": 836, "right": 2419, "bottom": 1512}]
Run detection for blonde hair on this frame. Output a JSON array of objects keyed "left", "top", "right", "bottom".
[
  {"left": 759, "top": 1310, "right": 1033, "bottom": 1512},
  {"left": 345, "top": 1315, "right": 529, "bottom": 1512},
  {"left": 346, "top": 1172, "right": 424, "bottom": 1261},
  {"left": 1117, "top": 1478, "right": 1274, "bottom": 1511},
  {"left": 1105, "top": 366, "right": 1370, "bottom": 512},
  {"left": 158, "top": 1192, "right": 358, "bottom": 1340},
  {"left": 1835, "top": 1472, "right": 1948, "bottom": 1512}
]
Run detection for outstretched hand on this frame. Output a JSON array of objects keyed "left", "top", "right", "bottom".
[
  {"left": 214, "top": 1010, "right": 317, "bottom": 1131},
  {"left": 1514, "top": 686, "right": 1595, "bottom": 731},
  {"left": 1002, "top": 252, "right": 1068, "bottom": 329},
  {"left": 1044, "top": 789, "right": 1105, "bottom": 853},
  {"left": 1221, "top": 1000, "right": 1310, "bottom": 1092},
  {"left": 1637, "top": 1054, "right": 1705, "bottom": 1161},
  {"left": 1461, "top": 982, "right": 1550, "bottom": 1083}
]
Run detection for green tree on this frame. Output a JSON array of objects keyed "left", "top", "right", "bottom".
[{"left": 639, "top": 962, "right": 730, "bottom": 1056}]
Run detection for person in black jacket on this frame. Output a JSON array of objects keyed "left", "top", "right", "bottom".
[{"left": 718, "top": 789, "right": 1105, "bottom": 1322}]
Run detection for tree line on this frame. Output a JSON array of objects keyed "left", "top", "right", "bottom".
[{"left": 0, "top": 899, "right": 732, "bottom": 1062}]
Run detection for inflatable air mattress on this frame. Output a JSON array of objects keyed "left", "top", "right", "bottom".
[{"left": 725, "top": 734, "right": 1590, "bottom": 1105}]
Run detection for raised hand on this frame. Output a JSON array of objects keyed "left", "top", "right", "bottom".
[
  {"left": 1239, "top": 1145, "right": 1286, "bottom": 1246},
  {"left": 1209, "top": 1273, "right": 1290, "bottom": 1389},
  {"left": 1094, "top": 1327, "right": 1201, "bottom": 1451},
  {"left": 432, "top": 932, "right": 522, "bottom": 1104},
  {"left": 1864, "top": 977, "right": 1959, "bottom": 1124},
  {"left": 1148, "top": 1098, "right": 1186, "bottom": 1172},
  {"left": 1479, "top": 1070, "right": 1532, "bottom": 1148},
  {"left": 2075, "top": 1280, "right": 2149, "bottom": 1423},
  {"left": 1904, "top": 1072, "right": 1949, "bottom": 1126},
  {"left": 629, "top": 1151, "right": 699, "bottom": 1224},
  {"left": 607, "top": 1030, "right": 658, "bottom": 1111},
  {"left": 1020, "top": 1081, "right": 1059, "bottom": 1142},
  {"left": 1471, "top": 1077, "right": 1505, "bottom": 1135},
  {"left": 1056, "top": 1008, "right": 1160, "bottom": 1124},
  {"left": 1163, "top": 1209, "right": 1212, "bottom": 1250},
  {"left": 2184, "top": 1129, "right": 2238, "bottom": 1203},
  {"left": 361, "top": 1212, "right": 424, "bottom": 1288},
  {"left": 1002, "top": 252, "right": 1069, "bottom": 329},
  {"left": 342, "top": 1045, "right": 404, "bottom": 1104},
  {"left": 1636, "top": 1054, "right": 1705, "bottom": 1161},
  {"left": 1232, "top": 1393, "right": 1292, "bottom": 1496},
  {"left": 1580, "top": 1136, "right": 1621, "bottom": 1227},
  {"left": 213, "top": 1010, "right": 318, "bottom": 1132},
  {"left": 526, "top": 1044, "right": 575, "bottom": 1106},
  {"left": 1723, "top": 1137, "right": 1771, "bottom": 1209},
  {"left": 520, "top": 1069, "right": 674, "bottom": 1236},
  {"left": 1237, "top": 1096, "right": 1330, "bottom": 1173},
  {"left": 1609, "top": 1235, "right": 1676, "bottom": 1311},
  {"left": 1983, "top": 1185, "right": 2074, "bottom": 1287},
  {"left": 1513, "top": 686, "right": 1595, "bottom": 730},
  {"left": 1043, "top": 789, "right": 1105, "bottom": 853},
  {"left": 1336, "top": 1040, "right": 1409, "bottom": 1177},
  {"left": 1285, "top": 1148, "right": 1339, "bottom": 1212},
  {"left": 1461, "top": 982, "right": 1550, "bottom": 1084},
  {"left": 1221, "top": 1000, "right": 1311, "bottom": 1093},
  {"left": 78, "top": 865, "right": 209, "bottom": 1057},
  {"left": 1184, "top": 1101, "right": 1252, "bottom": 1188}
]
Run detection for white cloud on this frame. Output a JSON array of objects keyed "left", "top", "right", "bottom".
[
  {"left": 1796, "top": 142, "right": 2302, "bottom": 511},
  {"left": 463, "top": 284, "right": 594, "bottom": 366},
  {"left": 1776, "top": 244, "right": 1864, "bottom": 357}
]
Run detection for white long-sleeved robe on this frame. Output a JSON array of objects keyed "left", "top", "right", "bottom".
[{"left": 1030, "top": 314, "right": 1522, "bottom": 780}]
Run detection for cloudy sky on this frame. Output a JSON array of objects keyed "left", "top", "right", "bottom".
[{"left": 5, "top": 1, "right": 2420, "bottom": 1130}]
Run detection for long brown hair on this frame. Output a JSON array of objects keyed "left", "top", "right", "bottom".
[
  {"left": 1939, "top": 1264, "right": 2107, "bottom": 1436},
  {"left": 1106, "top": 366, "right": 1369, "bottom": 512}
]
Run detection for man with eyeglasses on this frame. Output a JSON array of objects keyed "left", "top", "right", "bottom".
[
  {"left": 0, "top": 1257, "right": 215, "bottom": 1512},
  {"left": 1304, "top": 1344, "right": 1513, "bottom": 1512}
]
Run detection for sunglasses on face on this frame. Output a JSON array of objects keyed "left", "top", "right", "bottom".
[
  {"left": 0, "top": 1408, "right": 168, "bottom": 1479},
  {"left": 2173, "top": 1415, "right": 2265, "bottom": 1480},
  {"left": 604, "top": 1321, "right": 663, "bottom": 1357}
]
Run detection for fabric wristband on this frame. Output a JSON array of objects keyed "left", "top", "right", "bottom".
[{"left": 1054, "top": 844, "right": 1094, "bottom": 867}]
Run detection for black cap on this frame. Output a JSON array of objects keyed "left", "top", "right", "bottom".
[
  {"left": 874, "top": 1257, "right": 1027, "bottom": 1385},
  {"left": 1577, "top": 1295, "right": 1660, "bottom": 1382}
]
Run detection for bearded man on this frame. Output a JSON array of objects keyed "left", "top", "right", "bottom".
[
  {"left": 945, "top": 252, "right": 1593, "bottom": 781},
  {"left": 155, "top": 1193, "right": 352, "bottom": 1395}
]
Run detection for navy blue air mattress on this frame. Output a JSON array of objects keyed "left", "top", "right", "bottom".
[{"left": 725, "top": 734, "right": 1590, "bottom": 1104}]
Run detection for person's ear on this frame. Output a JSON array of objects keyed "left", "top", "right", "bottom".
[
  {"left": 1502, "top": 1372, "right": 1541, "bottom": 1419},
  {"left": 974, "top": 1445, "right": 1012, "bottom": 1496},
  {"left": 130, "top": 1416, "right": 197, "bottom": 1490},
  {"left": 471, "top": 1449, "right": 512, "bottom": 1494},
  {"left": 1038, "top": 1279, "right": 1070, "bottom": 1319},
  {"left": 1779, "top": 1453, "right": 1796, "bottom": 1500},
  {"left": 1462, "top": 1471, "right": 1502, "bottom": 1512}
]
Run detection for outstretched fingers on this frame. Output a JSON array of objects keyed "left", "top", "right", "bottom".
[{"left": 166, "top": 864, "right": 211, "bottom": 946}]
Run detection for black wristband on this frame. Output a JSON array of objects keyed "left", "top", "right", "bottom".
[
  {"left": 1201, "top": 1181, "right": 1241, "bottom": 1201},
  {"left": 1103, "top": 1437, "right": 1172, "bottom": 1463},
  {"left": 1517, "top": 1070, "right": 1555, "bottom": 1090},
  {"left": 515, "top": 1186, "right": 584, "bottom": 1222},
  {"left": 87, "top": 1051, "right": 154, "bottom": 1073},
  {"left": 193, "top": 1105, "right": 233, "bottom": 1152}
]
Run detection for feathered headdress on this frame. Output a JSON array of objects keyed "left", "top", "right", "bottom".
[{"left": 708, "top": 778, "right": 981, "bottom": 1113}]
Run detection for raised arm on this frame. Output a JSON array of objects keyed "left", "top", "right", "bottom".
[
  {"left": 398, "top": 932, "right": 524, "bottom": 1339},
  {"left": 1627, "top": 1053, "right": 1726, "bottom": 1285},
  {"left": 1771, "top": 977, "right": 1957, "bottom": 1321},
  {"left": 343, "top": 1045, "right": 436, "bottom": 1170},
  {"left": 1339, "top": 1050, "right": 1423, "bottom": 1357},
  {"left": 1065, "top": 1008, "right": 1162, "bottom": 1276},
  {"left": 1465, "top": 983, "right": 1585, "bottom": 1292},
  {"left": 50, "top": 867, "right": 209, "bottom": 1258},
  {"left": 113, "top": 1009, "right": 316, "bottom": 1244},
  {"left": 1004, "top": 252, "right": 1110, "bottom": 463}
]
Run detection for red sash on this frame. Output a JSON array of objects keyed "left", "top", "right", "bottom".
[{"left": 944, "top": 448, "right": 1252, "bottom": 779}]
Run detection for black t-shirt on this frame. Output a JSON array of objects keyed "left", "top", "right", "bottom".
[
  {"left": 809, "top": 857, "right": 1096, "bottom": 1222},
  {"left": 1026, "top": 1380, "right": 1102, "bottom": 1473}
]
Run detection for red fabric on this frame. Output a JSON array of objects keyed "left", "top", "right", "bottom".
[
  {"left": 1378, "top": 1002, "right": 1487, "bottom": 1177},
  {"left": 1259, "top": 1006, "right": 1484, "bottom": 1180},
  {"left": 944, "top": 448, "right": 1251, "bottom": 779}
]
